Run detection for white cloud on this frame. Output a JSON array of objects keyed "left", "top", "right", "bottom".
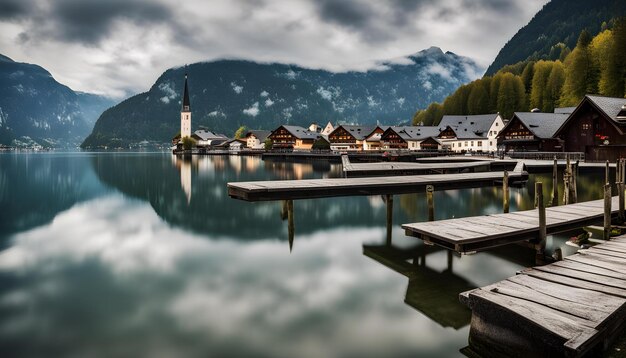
[
  {"left": 425, "top": 62, "right": 453, "bottom": 81},
  {"left": 230, "top": 82, "right": 243, "bottom": 94},
  {"left": 264, "top": 98, "right": 274, "bottom": 107},
  {"left": 260, "top": 90, "right": 269, "bottom": 97},
  {"left": 243, "top": 102, "right": 260, "bottom": 116},
  {"left": 422, "top": 81, "right": 433, "bottom": 90}
]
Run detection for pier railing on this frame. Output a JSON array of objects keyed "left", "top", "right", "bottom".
[{"left": 506, "top": 151, "right": 585, "bottom": 161}]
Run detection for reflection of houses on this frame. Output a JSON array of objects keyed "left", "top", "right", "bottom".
[
  {"left": 437, "top": 114, "right": 504, "bottom": 152},
  {"left": 217, "top": 138, "right": 247, "bottom": 152},
  {"left": 380, "top": 126, "right": 441, "bottom": 150},
  {"left": 363, "top": 244, "right": 473, "bottom": 329},
  {"left": 497, "top": 112, "right": 568, "bottom": 152},
  {"left": 173, "top": 156, "right": 193, "bottom": 203},
  {"left": 268, "top": 125, "right": 318, "bottom": 150},
  {"left": 192, "top": 129, "right": 229, "bottom": 147},
  {"left": 245, "top": 130, "right": 271, "bottom": 149},
  {"left": 554, "top": 95, "right": 626, "bottom": 161},
  {"left": 328, "top": 125, "right": 382, "bottom": 151}
]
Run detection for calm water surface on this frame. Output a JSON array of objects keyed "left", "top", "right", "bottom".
[{"left": 0, "top": 152, "right": 607, "bottom": 357}]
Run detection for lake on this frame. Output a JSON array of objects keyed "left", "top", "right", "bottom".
[{"left": 0, "top": 152, "right": 607, "bottom": 357}]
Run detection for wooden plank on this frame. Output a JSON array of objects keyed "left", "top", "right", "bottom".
[
  {"left": 551, "top": 260, "right": 626, "bottom": 280},
  {"left": 530, "top": 263, "right": 626, "bottom": 292},
  {"left": 585, "top": 247, "right": 626, "bottom": 260},
  {"left": 566, "top": 255, "right": 626, "bottom": 275},
  {"left": 592, "top": 244, "right": 626, "bottom": 254},
  {"left": 523, "top": 268, "right": 626, "bottom": 298}
]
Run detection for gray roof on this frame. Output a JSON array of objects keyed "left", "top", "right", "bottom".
[
  {"left": 509, "top": 112, "right": 569, "bottom": 139},
  {"left": 437, "top": 114, "right": 499, "bottom": 139},
  {"left": 586, "top": 95, "right": 626, "bottom": 122},
  {"left": 333, "top": 125, "right": 378, "bottom": 140},
  {"left": 193, "top": 129, "right": 228, "bottom": 141},
  {"left": 386, "top": 126, "right": 441, "bottom": 141},
  {"left": 554, "top": 107, "right": 576, "bottom": 114},
  {"left": 245, "top": 130, "right": 271, "bottom": 142},
  {"left": 281, "top": 125, "right": 319, "bottom": 140}
]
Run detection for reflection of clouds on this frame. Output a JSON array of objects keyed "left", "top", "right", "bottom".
[{"left": 0, "top": 195, "right": 469, "bottom": 357}]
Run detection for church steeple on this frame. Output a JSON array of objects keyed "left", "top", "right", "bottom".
[
  {"left": 182, "top": 73, "right": 190, "bottom": 112},
  {"left": 180, "top": 73, "right": 192, "bottom": 138}
]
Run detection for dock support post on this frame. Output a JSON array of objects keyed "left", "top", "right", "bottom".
[
  {"left": 386, "top": 194, "right": 393, "bottom": 245},
  {"left": 572, "top": 160, "right": 578, "bottom": 203},
  {"left": 621, "top": 159, "right": 626, "bottom": 224},
  {"left": 551, "top": 157, "right": 558, "bottom": 206},
  {"left": 503, "top": 171, "right": 509, "bottom": 213},
  {"left": 287, "top": 200, "right": 294, "bottom": 252},
  {"left": 563, "top": 156, "right": 571, "bottom": 205},
  {"left": 606, "top": 160, "right": 610, "bottom": 186},
  {"left": 604, "top": 183, "right": 612, "bottom": 240},
  {"left": 426, "top": 185, "right": 435, "bottom": 221},
  {"left": 536, "top": 182, "right": 546, "bottom": 264},
  {"left": 447, "top": 251, "right": 453, "bottom": 271}
]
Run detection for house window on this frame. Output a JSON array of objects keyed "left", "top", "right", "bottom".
[
  {"left": 471, "top": 141, "right": 474, "bottom": 146},
  {"left": 490, "top": 141, "right": 493, "bottom": 146},
  {"left": 452, "top": 143, "right": 454, "bottom": 147},
  {"left": 465, "top": 141, "right": 468, "bottom": 147},
  {"left": 582, "top": 123, "right": 591, "bottom": 130},
  {"left": 496, "top": 122, "right": 499, "bottom": 127},
  {"left": 478, "top": 141, "right": 482, "bottom": 147}
]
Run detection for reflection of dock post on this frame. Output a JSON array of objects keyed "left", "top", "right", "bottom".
[
  {"left": 426, "top": 185, "right": 434, "bottom": 221},
  {"left": 503, "top": 171, "right": 509, "bottom": 213},
  {"left": 604, "top": 183, "right": 612, "bottom": 241},
  {"left": 288, "top": 200, "right": 294, "bottom": 252},
  {"left": 536, "top": 182, "right": 546, "bottom": 264},
  {"left": 551, "top": 157, "right": 558, "bottom": 206},
  {"left": 386, "top": 194, "right": 393, "bottom": 245},
  {"left": 447, "top": 251, "right": 453, "bottom": 271}
]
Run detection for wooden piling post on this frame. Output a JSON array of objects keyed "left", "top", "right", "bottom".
[
  {"left": 551, "top": 157, "right": 558, "bottom": 206},
  {"left": 536, "top": 182, "right": 546, "bottom": 264},
  {"left": 427, "top": 185, "right": 435, "bottom": 221},
  {"left": 606, "top": 160, "right": 610, "bottom": 185},
  {"left": 503, "top": 171, "right": 510, "bottom": 213},
  {"left": 563, "top": 156, "right": 571, "bottom": 205},
  {"left": 287, "top": 200, "right": 294, "bottom": 252},
  {"left": 386, "top": 194, "right": 393, "bottom": 245},
  {"left": 604, "top": 183, "right": 612, "bottom": 240},
  {"left": 572, "top": 160, "right": 578, "bottom": 204}
]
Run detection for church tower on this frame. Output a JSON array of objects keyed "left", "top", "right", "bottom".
[{"left": 180, "top": 73, "right": 191, "bottom": 139}]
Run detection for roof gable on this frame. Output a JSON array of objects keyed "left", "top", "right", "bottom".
[
  {"left": 437, "top": 114, "right": 499, "bottom": 139},
  {"left": 506, "top": 112, "right": 569, "bottom": 139},
  {"left": 555, "top": 95, "right": 626, "bottom": 137}
]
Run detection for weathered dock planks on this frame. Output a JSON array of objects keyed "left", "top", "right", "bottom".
[
  {"left": 460, "top": 235, "right": 626, "bottom": 357},
  {"left": 227, "top": 169, "right": 528, "bottom": 201},
  {"left": 341, "top": 155, "right": 496, "bottom": 177},
  {"left": 402, "top": 197, "right": 620, "bottom": 253}
]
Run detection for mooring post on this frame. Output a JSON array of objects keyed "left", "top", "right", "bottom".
[
  {"left": 536, "top": 182, "right": 546, "bottom": 264},
  {"left": 606, "top": 160, "right": 610, "bottom": 185},
  {"left": 503, "top": 171, "right": 510, "bottom": 213},
  {"left": 563, "top": 156, "right": 571, "bottom": 205},
  {"left": 551, "top": 156, "right": 558, "bottom": 206},
  {"left": 604, "top": 183, "right": 612, "bottom": 240},
  {"left": 572, "top": 160, "right": 578, "bottom": 203},
  {"left": 427, "top": 185, "right": 435, "bottom": 221},
  {"left": 287, "top": 200, "right": 295, "bottom": 252},
  {"left": 386, "top": 194, "right": 393, "bottom": 245}
]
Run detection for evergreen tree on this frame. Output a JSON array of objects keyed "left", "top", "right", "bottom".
[
  {"left": 530, "top": 60, "right": 554, "bottom": 111},
  {"left": 413, "top": 102, "right": 444, "bottom": 125},
  {"left": 496, "top": 73, "right": 525, "bottom": 118},
  {"left": 489, "top": 75, "right": 502, "bottom": 112},
  {"left": 546, "top": 61, "right": 566, "bottom": 111},
  {"left": 467, "top": 79, "right": 490, "bottom": 114},
  {"left": 520, "top": 61, "right": 536, "bottom": 95}
]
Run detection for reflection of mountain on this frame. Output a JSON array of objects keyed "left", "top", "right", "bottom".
[
  {"left": 363, "top": 244, "right": 473, "bottom": 329},
  {"left": 90, "top": 154, "right": 389, "bottom": 239},
  {"left": 0, "top": 154, "right": 106, "bottom": 241}
]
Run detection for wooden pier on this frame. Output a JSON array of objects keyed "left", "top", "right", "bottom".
[
  {"left": 228, "top": 167, "right": 527, "bottom": 201},
  {"left": 341, "top": 155, "right": 504, "bottom": 177},
  {"left": 460, "top": 235, "right": 626, "bottom": 357},
  {"left": 402, "top": 197, "right": 621, "bottom": 254}
]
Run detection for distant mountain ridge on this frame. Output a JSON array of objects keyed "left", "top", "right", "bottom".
[
  {"left": 0, "top": 54, "right": 116, "bottom": 146},
  {"left": 82, "top": 47, "right": 483, "bottom": 148},
  {"left": 486, "top": 0, "right": 626, "bottom": 75}
]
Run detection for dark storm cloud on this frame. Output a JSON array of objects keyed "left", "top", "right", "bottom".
[
  {"left": 48, "top": 0, "right": 173, "bottom": 44},
  {"left": 316, "top": 0, "right": 374, "bottom": 29},
  {"left": 0, "top": 0, "right": 36, "bottom": 20}
]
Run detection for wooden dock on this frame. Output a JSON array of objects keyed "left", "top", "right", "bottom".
[
  {"left": 402, "top": 197, "right": 621, "bottom": 253},
  {"left": 341, "top": 155, "right": 502, "bottom": 177},
  {"left": 460, "top": 235, "right": 626, "bottom": 357},
  {"left": 227, "top": 168, "right": 527, "bottom": 201}
]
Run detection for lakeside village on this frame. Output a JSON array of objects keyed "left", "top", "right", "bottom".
[{"left": 173, "top": 75, "right": 626, "bottom": 162}]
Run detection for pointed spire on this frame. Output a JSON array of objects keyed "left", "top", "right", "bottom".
[{"left": 182, "top": 73, "right": 190, "bottom": 112}]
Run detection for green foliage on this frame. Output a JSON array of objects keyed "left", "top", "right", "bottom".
[
  {"left": 496, "top": 73, "right": 526, "bottom": 118},
  {"left": 413, "top": 102, "right": 444, "bottom": 125},
  {"left": 467, "top": 79, "right": 489, "bottom": 115},
  {"left": 312, "top": 137, "right": 330, "bottom": 150},
  {"left": 264, "top": 138, "right": 273, "bottom": 150},
  {"left": 182, "top": 136, "right": 196, "bottom": 150},
  {"left": 234, "top": 125, "right": 247, "bottom": 139},
  {"left": 560, "top": 30, "right": 598, "bottom": 106},
  {"left": 520, "top": 61, "right": 536, "bottom": 94}
]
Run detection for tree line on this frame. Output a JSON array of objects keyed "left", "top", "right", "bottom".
[{"left": 413, "top": 18, "right": 626, "bottom": 126}]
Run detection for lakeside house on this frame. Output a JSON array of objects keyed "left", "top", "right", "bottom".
[
  {"left": 328, "top": 125, "right": 383, "bottom": 151},
  {"left": 192, "top": 129, "right": 229, "bottom": 147},
  {"left": 380, "top": 126, "right": 441, "bottom": 150},
  {"left": 268, "top": 125, "right": 319, "bottom": 150},
  {"left": 362, "top": 127, "right": 390, "bottom": 150},
  {"left": 437, "top": 114, "right": 504, "bottom": 153},
  {"left": 554, "top": 95, "right": 626, "bottom": 161},
  {"left": 321, "top": 122, "right": 335, "bottom": 135},
  {"left": 497, "top": 112, "right": 568, "bottom": 152},
  {"left": 244, "top": 130, "right": 271, "bottom": 149}
]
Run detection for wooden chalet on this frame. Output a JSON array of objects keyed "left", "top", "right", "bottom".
[
  {"left": 497, "top": 112, "right": 568, "bottom": 152},
  {"left": 380, "top": 126, "right": 441, "bottom": 150},
  {"left": 268, "top": 125, "right": 318, "bottom": 150},
  {"left": 437, "top": 114, "right": 504, "bottom": 153},
  {"left": 554, "top": 95, "right": 626, "bottom": 161},
  {"left": 244, "top": 130, "right": 271, "bottom": 149},
  {"left": 328, "top": 125, "right": 381, "bottom": 151}
]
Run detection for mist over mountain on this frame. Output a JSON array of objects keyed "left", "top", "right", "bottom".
[{"left": 82, "top": 47, "right": 482, "bottom": 148}]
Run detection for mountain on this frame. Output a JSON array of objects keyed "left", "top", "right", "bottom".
[
  {"left": 82, "top": 47, "right": 482, "bottom": 148},
  {"left": 0, "top": 54, "right": 116, "bottom": 147},
  {"left": 485, "top": 0, "right": 626, "bottom": 75}
]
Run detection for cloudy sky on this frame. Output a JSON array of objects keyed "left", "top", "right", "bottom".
[{"left": 0, "top": 0, "right": 548, "bottom": 98}]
